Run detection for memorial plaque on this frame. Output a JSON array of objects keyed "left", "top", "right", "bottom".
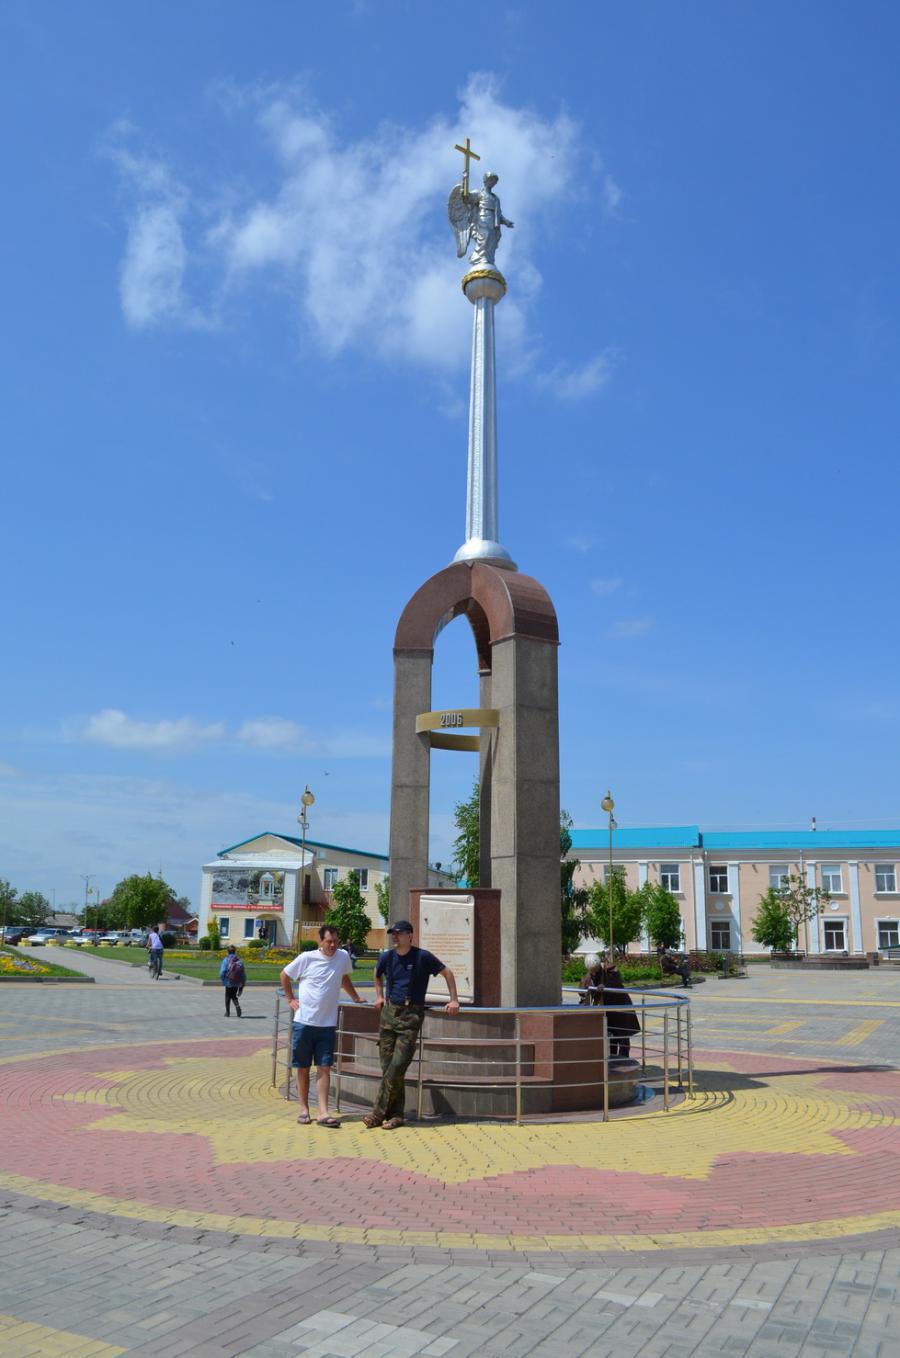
[{"left": 418, "top": 894, "right": 475, "bottom": 1003}]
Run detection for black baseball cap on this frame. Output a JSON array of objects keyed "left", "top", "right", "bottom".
[{"left": 388, "top": 919, "right": 414, "bottom": 934}]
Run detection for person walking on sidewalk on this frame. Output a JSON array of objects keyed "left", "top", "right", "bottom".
[
  {"left": 220, "top": 945, "right": 246, "bottom": 1017},
  {"left": 363, "top": 920, "right": 459, "bottom": 1131},
  {"left": 280, "top": 925, "right": 365, "bottom": 1128}
]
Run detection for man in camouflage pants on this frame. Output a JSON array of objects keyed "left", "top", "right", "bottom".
[{"left": 363, "top": 920, "right": 459, "bottom": 1130}]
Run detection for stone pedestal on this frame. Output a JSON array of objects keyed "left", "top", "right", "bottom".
[{"left": 336, "top": 1005, "right": 641, "bottom": 1118}]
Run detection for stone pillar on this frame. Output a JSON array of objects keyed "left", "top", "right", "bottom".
[
  {"left": 478, "top": 668, "right": 493, "bottom": 888},
  {"left": 388, "top": 650, "right": 432, "bottom": 927},
  {"left": 488, "top": 632, "right": 560, "bottom": 1006}
]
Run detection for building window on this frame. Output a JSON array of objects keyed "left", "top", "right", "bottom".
[
  {"left": 823, "top": 919, "right": 846, "bottom": 951},
  {"left": 878, "top": 921, "right": 899, "bottom": 949},
  {"left": 357, "top": 869, "right": 369, "bottom": 891},
  {"left": 875, "top": 865, "right": 897, "bottom": 893},
  {"left": 660, "top": 864, "right": 680, "bottom": 892},
  {"left": 708, "top": 865, "right": 729, "bottom": 894},
  {"left": 769, "top": 866, "right": 790, "bottom": 891},
  {"left": 244, "top": 918, "right": 256, "bottom": 940},
  {"left": 323, "top": 868, "right": 338, "bottom": 890},
  {"left": 218, "top": 917, "right": 230, "bottom": 939},
  {"left": 711, "top": 921, "right": 731, "bottom": 950},
  {"left": 821, "top": 865, "right": 843, "bottom": 893}
]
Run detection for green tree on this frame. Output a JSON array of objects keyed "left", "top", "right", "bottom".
[
  {"left": 751, "top": 873, "right": 829, "bottom": 953},
  {"left": 451, "top": 779, "right": 480, "bottom": 886},
  {"left": 325, "top": 870, "right": 373, "bottom": 951},
  {"left": 0, "top": 878, "right": 18, "bottom": 930},
  {"left": 587, "top": 871, "right": 644, "bottom": 954},
  {"left": 751, "top": 891, "right": 796, "bottom": 953},
  {"left": 374, "top": 874, "right": 391, "bottom": 926},
  {"left": 641, "top": 882, "right": 683, "bottom": 952},
  {"left": 107, "top": 874, "right": 175, "bottom": 931},
  {"left": 16, "top": 891, "right": 52, "bottom": 930},
  {"left": 560, "top": 811, "right": 589, "bottom": 956}
]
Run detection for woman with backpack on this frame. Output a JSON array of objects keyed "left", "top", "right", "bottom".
[{"left": 220, "top": 945, "right": 246, "bottom": 1017}]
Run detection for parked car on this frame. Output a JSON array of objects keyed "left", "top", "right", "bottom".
[
  {"left": 26, "top": 930, "right": 59, "bottom": 945},
  {"left": 2, "top": 926, "right": 30, "bottom": 945},
  {"left": 69, "top": 929, "right": 104, "bottom": 946}
]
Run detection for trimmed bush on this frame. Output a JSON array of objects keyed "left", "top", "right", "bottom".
[{"left": 198, "top": 936, "right": 212, "bottom": 950}]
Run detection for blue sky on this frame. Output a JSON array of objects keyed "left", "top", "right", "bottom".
[{"left": 3, "top": 2, "right": 899, "bottom": 910}]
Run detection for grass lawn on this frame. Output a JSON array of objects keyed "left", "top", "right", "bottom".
[
  {"left": 1, "top": 947, "right": 88, "bottom": 980},
  {"left": 59, "top": 945, "right": 377, "bottom": 985}
]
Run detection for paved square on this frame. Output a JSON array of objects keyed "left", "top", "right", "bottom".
[{"left": 1, "top": 953, "right": 898, "bottom": 1354}]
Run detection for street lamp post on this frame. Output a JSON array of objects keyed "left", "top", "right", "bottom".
[
  {"left": 601, "top": 791, "right": 617, "bottom": 957},
  {"left": 81, "top": 875, "right": 95, "bottom": 929},
  {"left": 294, "top": 787, "right": 315, "bottom": 950}
]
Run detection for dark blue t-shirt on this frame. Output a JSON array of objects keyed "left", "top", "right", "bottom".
[{"left": 376, "top": 945, "right": 445, "bottom": 1005}]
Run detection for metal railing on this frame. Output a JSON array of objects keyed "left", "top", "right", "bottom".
[{"left": 272, "top": 988, "right": 693, "bottom": 1124}]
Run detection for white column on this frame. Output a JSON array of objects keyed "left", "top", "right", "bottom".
[
  {"left": 638, "top": 861, "right": 649, "bottom": 948},
  {"left": 454, "top": 274, "right": 515, "bottom": 568},
  {"left": 848, "top": 861, "right": 863, "bottom": 954},
  {"left": 282, "top": 871, "right": 297, "bottom": 949},
  {"left": 806, "top": 862, "right": 820, "bottom": 953},
  {"left": 728, "top": 862, "right": 742, "bottom": 950},
  {"left": 693, "top": 858, "right": 707, "bottom": 951}
]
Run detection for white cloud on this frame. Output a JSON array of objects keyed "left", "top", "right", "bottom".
[
  {"left": 603, "top": 174, "right": 624, "bottom": 216},
  {"left": 609, "top": 617, "right": 654, "bottom": 639},
  {"left": 101, "top": 129, "right": 193, "bottom": 330},
  {"left": 590, "top": 577, "right": 623, "bottom": 597},
  {"left": 105, "top": 77, "right": 611, "bottom": 382},
  {"left": 565, "top": 532, "right": 595, "bottom": 554},
  {"left": 120, "top": 201, "right": 188, "bottom": 327},
  {"left": 537, "top": 350, "right": 613, "bottom": 401},
  {"left": 81, "top": 709, "right": 226, "bottom": 751},
  {"left": 237, "top": 717, "right": 389, "bottom": 759},
  {"left": 237, "top": 717, "right": 310, "bottom": 750}
]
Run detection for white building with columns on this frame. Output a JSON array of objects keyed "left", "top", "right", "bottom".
[{"left": 568, "top": 827, "right": 900, "bottom": 957}]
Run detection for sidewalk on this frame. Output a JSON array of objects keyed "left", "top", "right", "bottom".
[{"left": 0, "top": 966, "right": 897, "bottom": 1356}]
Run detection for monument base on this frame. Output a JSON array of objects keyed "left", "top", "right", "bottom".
[{"left": 337, "top": 1005, "right": 642, "bottom": 1118}]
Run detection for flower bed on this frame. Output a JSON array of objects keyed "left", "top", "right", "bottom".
[{"left": 1, "top": 948, "right": 50, "bottom": 977}]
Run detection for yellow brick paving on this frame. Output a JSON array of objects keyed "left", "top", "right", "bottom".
[
  {"left": 835, "top": 1018, "right": 884, "bottom": 1046},
  {"left": 0, "top": 1311, "right": 125, "bottom": 1358},
  {"left": 2, "top": 1040, "right": 899, "bottom": 1252},
  {"left": 51, "top": 1047, "right": 895, "bottom": 1183}
]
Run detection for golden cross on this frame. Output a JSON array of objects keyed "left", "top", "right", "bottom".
[{"left": 454, "top": 137, "right": 481, "bottom": 196}]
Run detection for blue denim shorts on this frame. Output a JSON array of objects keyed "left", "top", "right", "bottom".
[{"left": 291, "top": 1023, "right": 336, "bottom": 1069}]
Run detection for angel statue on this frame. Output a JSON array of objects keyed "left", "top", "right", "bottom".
[{"left": 448, "top": 170, "right": 514, "bottom": 270}]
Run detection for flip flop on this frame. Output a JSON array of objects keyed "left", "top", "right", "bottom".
[
  {"left": 296, "top": 1112, "right": 312, "bottom": 1124},
  {"left": 361, "top": 1114, "right": 382, "bottom": 1129},
  {"left": 316, "top": 1116, "right": 341, "bottom": 1128},
  {"left": 382, "top": 1117, "right": 405, "bottom": 1130}
]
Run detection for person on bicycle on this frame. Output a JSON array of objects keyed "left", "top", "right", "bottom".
[{"left": 146, "top": 926, "right": 164, "bottom": 978}]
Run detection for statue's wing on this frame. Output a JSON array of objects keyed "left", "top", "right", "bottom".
[{"left": 447, "top": 184, "right": 472, "bottom": 258}]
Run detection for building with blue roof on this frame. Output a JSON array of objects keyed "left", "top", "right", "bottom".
[{"left": 566, "top": 826, "right": 900, "bottom": 958}]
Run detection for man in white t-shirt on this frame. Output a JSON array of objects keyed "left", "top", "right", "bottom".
[{"left": 280, "top": 924, "right": 364, "bottom": 1127}]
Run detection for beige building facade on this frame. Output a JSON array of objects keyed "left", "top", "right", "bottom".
[
  {"left": 568, "top": 827, "right": 900, "bottom": 957},
  {"left": 199, "top": 831, "right": 453, "bottom": 950}
]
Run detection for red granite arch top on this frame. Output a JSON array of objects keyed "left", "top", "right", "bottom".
[{"left": 394, "top": 563, "right": 558, "bottom": 670}]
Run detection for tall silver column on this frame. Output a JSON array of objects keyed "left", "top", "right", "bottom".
[{"left": 453, "top": 270, "right": 516, "bottom": 571}]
